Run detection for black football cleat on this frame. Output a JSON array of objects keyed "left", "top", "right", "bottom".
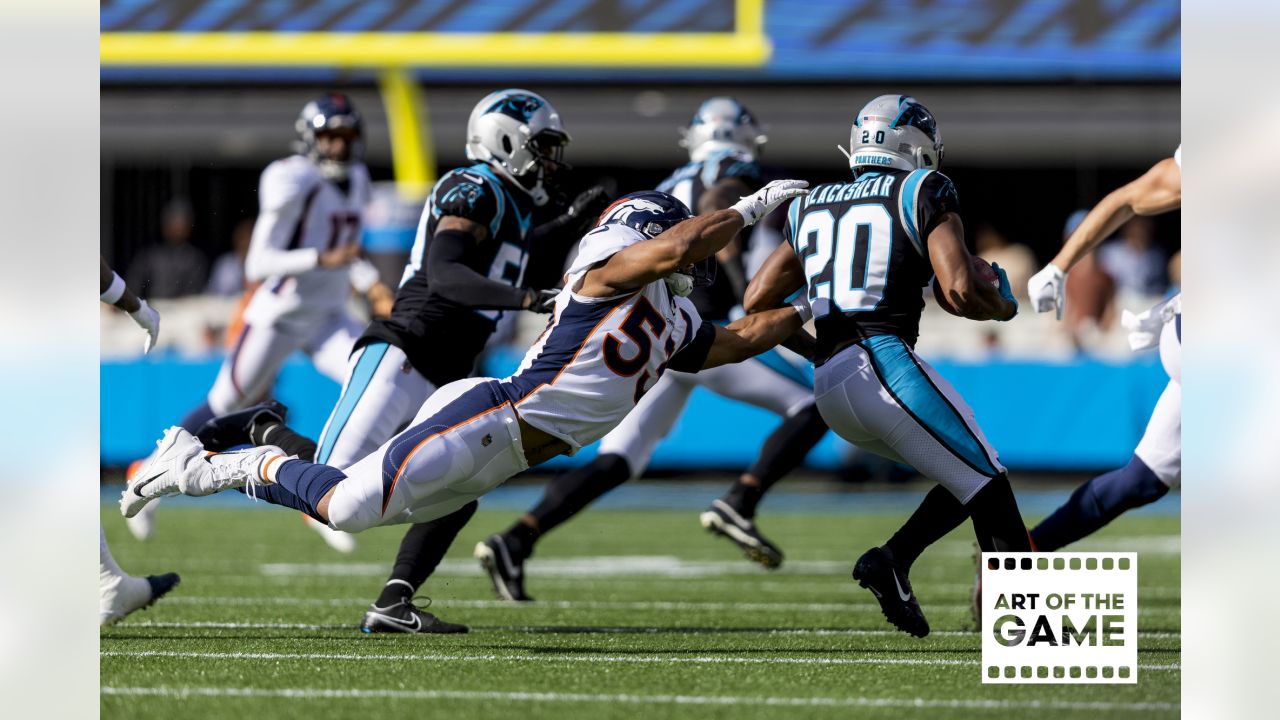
[
  {"left": 359, "top": 597, "right": 468, "bottom": 634},
  {"left": 699, "top": 500, "right": 784, "bottom": 569},
  {"left": 145, "top": 572, "right": 182, "bottom": 603},
  {"left": 474, "top": 534, "right": 533, "bottom": 602},
  {"left": 196, "top": 401, "right": 288, "bottom": 451},
  {"left": 852, "top": 546, "right": 930, "bottom": 638}
]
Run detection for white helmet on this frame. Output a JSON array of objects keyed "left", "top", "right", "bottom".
[
  {"left": 841, "top": 95, "right": 944, "bottom": 173},
  {"left": 679, "top": 97, "right": 767, "bottom": 162},
  {"left": 465, "top": 89, "right": 570, "bottom": 206}
]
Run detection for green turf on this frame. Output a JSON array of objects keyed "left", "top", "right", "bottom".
[{"left": 100, "top": 499, "right": 1179, "bottom": 719}]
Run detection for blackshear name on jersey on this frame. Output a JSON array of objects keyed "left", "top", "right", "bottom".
[
  {"left": 657, "top": 150, "right": 764, "bottom": 321},
  {"left": 784, "top": 168, "right": 960, "bottom": 361},
  {"left": 359, "top": 164, "right": 538, "bottom": 386},
  {"left": 498, "top": 225, "right": 710, "bottom": 451}
]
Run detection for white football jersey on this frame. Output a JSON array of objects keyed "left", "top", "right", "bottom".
[
  {"left": 243, "top": 155, "right": 371, "bottom": 322},
  {"left": 498, "top": 224, "right": 710, "bottom": 451}
]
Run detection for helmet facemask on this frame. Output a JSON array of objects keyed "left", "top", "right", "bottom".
[
  {"left": 679, "top": 97, "right": 767, "bottom": 163},
  {"left": 466, "top": 89, "right": 571, "bottom": 206}
]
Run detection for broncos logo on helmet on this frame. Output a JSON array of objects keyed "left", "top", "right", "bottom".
[{"left": 596, "top": 191, "right": 714, "bottom": 289}]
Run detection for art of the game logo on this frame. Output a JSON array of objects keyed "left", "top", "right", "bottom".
[{"left": 981, "top": 552, "right": 1137, "bottom": 684}]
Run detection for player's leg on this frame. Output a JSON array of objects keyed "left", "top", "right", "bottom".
[
  {"left": 360, "top": 503, "right": 475, "bottom": 634},
  {"left": 205, "top": 321, "right": 300, "bottom": 416},
  {"left": 1031, "top": 381, "right": 1179, "bottom": 550},
  {"left": 692, "top": 353, "right": 825, "bottom": 567},
  {"left": 476, "top": 373, "right": 694, "bottom": 601},
  {"left": 99, "top": 526, "right": 180, "bottom": 626}
]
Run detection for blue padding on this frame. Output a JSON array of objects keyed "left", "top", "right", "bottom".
[{"left": 101, "top": 349, "right": 1167, "bottom": 471}]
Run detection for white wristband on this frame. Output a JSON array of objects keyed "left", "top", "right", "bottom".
[
  {"left": 788, "top": 295, "right": 813, "bottom": 323},
  {"left": 100, "top": 272, "right": 126, "bottom": 305}
]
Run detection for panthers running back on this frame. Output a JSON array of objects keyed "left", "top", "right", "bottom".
[
  {"left": 746, "top": 95, "right": 1030, "bottom": 637},
  {"left": 474, "top": 99, "right": 829, "bottom": 601}
]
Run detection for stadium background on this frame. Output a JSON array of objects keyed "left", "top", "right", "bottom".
[{"left": 98, "top": 0, "right": 1180, "bottom": 476}]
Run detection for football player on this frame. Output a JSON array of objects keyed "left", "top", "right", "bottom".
[
  {"left": 745, "top": 95, "right": 1030, "bottom": 637},
  {"left": 126, "top": 93, "right": 394, "bottom": 541},
  {"left": 474, "top": 98, "right": 829, "bottom": 601},
  {"left": 121, "top": 184, "right": 813, "bottom": 628},
  {"left": 99, "top": 257, "right": 180, "bottom": 624},
  {"left": 1024, "top": 148, "right": 1181, "bottom": 550}
]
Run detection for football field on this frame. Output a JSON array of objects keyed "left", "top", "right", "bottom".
[{"left": 100, "top": 481, "right": 1180, "bottom": 719}]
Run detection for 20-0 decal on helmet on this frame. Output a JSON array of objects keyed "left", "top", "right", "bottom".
[{"left": 841, "top": 95, "right": 944, "bottom": 174}]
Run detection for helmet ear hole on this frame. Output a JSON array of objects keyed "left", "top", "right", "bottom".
[{"left": 502, "top": 135, "right": 512, "bottom": 154}]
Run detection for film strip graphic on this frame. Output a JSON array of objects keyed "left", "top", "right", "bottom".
[{"left": 981, "top": 552, "right": 1138, "bottom": 685}]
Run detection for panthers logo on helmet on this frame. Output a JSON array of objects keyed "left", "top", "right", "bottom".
[{"left": 484, "top": 94, "right": 545, "bottom": 123}]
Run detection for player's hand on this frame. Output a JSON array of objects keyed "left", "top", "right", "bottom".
[
  {"left": 731, "top": 179, "right": 810, "bottom": 226},
  {"left": 367, "top": 281, "right": 395, "bottom": 318},
  {"left": 319, "top": 243, "right": 361, "bottom": 269},
  {"left": 526, "top": 288, "right": 560, "bottom": 313},
  {"left": 564, "top": 185, "right": 612, "bottom": 228},
  {"left": 129, "top": 299, "right": 161, "bottom": 354},
  {"left": 1027, "top": 263, "right": 1065, "bottom": 320},
  {"left": 991, "top": 262, "right": 1018, "bottom": 322}
]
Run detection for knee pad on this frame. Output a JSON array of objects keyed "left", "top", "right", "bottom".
[{"left": 326, "top": 483, "right": 381, "bottom": 534}]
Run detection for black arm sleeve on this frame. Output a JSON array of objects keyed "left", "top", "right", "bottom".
[
  {"left": 666, "top": 321, "right": 716, "bottom": 373},
  {"left": 426, "top": 229, "right": 530, "bottom": 310}
]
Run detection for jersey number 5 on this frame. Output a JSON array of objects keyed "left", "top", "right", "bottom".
[
  {"left": 603, "top": 297, "right": 668, "bottom": 402},
  {"left": 795, "top": 205, "right": 893, "bottom": 317}
]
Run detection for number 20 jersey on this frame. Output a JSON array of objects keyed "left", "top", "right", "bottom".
[{"left": 783, "top": 168, "right": 960, "bottom": 362}]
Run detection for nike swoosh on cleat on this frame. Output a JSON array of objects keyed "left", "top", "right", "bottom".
[
  {"left": 369, "top": 611, "right": 420, "bottom": 632},
  {"left": 132, "top": 472, "right": 167, "bottom": 497},
  {"left": 892, "top": 570, "right": 912, "bottom": 602}
]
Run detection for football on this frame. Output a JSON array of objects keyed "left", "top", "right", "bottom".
[{"left": 972, "top": 255, "right": 1000, "bottom": 285}]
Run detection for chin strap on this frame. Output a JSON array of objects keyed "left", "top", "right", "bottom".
[{"left": 665, "top": 273, "right": 694, "bottom": 297}]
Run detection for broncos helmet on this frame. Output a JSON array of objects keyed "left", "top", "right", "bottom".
[
  {"left": 466, "top": 89, "right": 571, "bottom": 206},
  {"left": 295, "top": 93, "right": 363, "bottom": 181},
  {"left": 597, "top": 191, "right": 713, "bottom": 288},
  {"left": 841, "top": 95, "right": 944, "bottom": 174},
  {"left": 679, "top": 97, "right": 767, "bottom": 163}
]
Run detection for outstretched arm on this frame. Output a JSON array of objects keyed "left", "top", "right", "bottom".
[
  {"left": 1051, "top": 157, "right": 1181, "bottom": 273},
  {"left": 101, "top": 256, "right": 160, "bottom": 353},
  {"left": 426, "top": 216, "right": 543, "bottom": 311},
  {"left": 702, "top": 304, "right": 807, "bottom": 369}
]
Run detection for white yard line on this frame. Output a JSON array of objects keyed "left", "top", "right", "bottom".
[
  {"left": 118, "top": 620, "right": 1181, "bottom": 640},
  {"left": 100, "top": 685, "right": 1179, "bottom": 711},
  {"left": 99, "top": 649, "right": 1180, "bottom": 671}
]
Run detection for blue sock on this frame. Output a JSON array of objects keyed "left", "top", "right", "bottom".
[
  {"left": 1031, "top": 455, "right": 1169, "bottom": 551},
  {"left": 178, "top": 401, "right": 216, "bottom": 434},
  {"left": 267, "top": 459, "right": 347, "bottom": 523}
]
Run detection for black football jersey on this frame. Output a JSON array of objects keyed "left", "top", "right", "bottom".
[
  {"left": 656, "top": 150, "right": 763, "bottom": 321},
  {"left": 783, "top": 168, "right": 960, "bottom": 362},
  {"left": 359, "top": 164, "right": 537, "bottom": 386}
]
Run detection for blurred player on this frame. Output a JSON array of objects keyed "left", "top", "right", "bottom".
[
  {"left": 121, "top": 184, "right": 812, "bottom": 627},
  {"left": 126, "top": 93, "right": 392, "bottom": 542},
  {"left": 1025, "top": 148, "right": 1181, "bottom": 550},
  {"left": 99, "top": 257, "right": 179, "bottom": 624},
  {"left": 745, "top": 95, "right": 1030, "bottom": 637},
  {"left": 297, "top": 89, "right": 605, "bottom": 631},
  {"left": 475, "top": 98, "right": 828, "bottom": 601}
]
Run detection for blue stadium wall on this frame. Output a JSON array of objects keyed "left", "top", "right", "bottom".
[{"left": 101, "top": 352, "right": 1168, "bottom": 472}]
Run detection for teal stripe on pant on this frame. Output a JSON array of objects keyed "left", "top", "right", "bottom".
[
  {"left": 862, "top": 334, "right": 998, "bottom": 477},
  {"left": 316, "top": 342, "right": 390, "bottom": 464}
]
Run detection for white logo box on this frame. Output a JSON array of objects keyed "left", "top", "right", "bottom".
[{"left": 981, "top": 552, "right": 1137, "bottom": 684}]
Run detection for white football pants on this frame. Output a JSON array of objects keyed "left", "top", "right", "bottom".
[{"left": 1135, "top": 311, "right": 1181, "bottom": 487}]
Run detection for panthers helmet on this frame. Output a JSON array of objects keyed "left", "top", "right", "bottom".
[
  {"left": 466, "top": 89, "right": 571, "bottom": 206},
  {"left": 679, "top": 97, "right": 767, "bottom": 162},
  {"left": 295, "top": 93, "right": 363, "bottom": 181},
  {"left": 843, "top": 95, "right": 944, "bottom": 173},
  {"left": 597, "top": 191, "right": 713, "bottom": 287}
]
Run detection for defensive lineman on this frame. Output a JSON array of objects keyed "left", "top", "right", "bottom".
[
  {"left": 475, "top": 98, "right": 828, "bottom": 600},
  {"left": 1024, "top": 148, "right": 1182, "bottom": 550},
  {"left": 123, "top": 183, "right": 813, "bottom": 574},
  {"left": 127, "top": 93, "right": 392, "bottom": 541},
  {"left": 99, "top": 257, "right": 180, "bottom": 624},
  {"left": 746, "top": 95, "right": 1031, "bottom": 637}
]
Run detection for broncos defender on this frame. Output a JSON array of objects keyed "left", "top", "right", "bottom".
[
  {"left": 122, "top": 181, "right": 813, "bottom": 611},
  {"left": 126, "top": 93, "right": 393, "bottom": 541},
  {"left": 475, "top": 98, "right": 829, "bottom": 600},
  {"left": 1024, "top": 148, "right": 1181, "bottom": 550},
  {"left": 99, "top": 257, "right": 180, "bottom": 624},
  {"left": 297, "top": 90, "right": 605, "bottom": 631},
  {"left": 745, "top": 95, "right": 1030, "bottom": 637}
]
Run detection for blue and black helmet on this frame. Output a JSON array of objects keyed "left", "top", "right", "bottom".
[
  {"left": 597, "top": 191, "right": 714, "bottom": 287},
  {"left": 295, "top": 92, "right": 363, "bottom": 180}
]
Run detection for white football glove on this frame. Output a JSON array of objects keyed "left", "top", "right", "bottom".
[
  {"left": 129, "top": 299, "right": 161, "bottom": 354},
  {"left": 1026, "top": 264, "right": 1066, "bottom": 320},
  {"left": 730, "top": 179, "right": 810, "bottom": 226}
]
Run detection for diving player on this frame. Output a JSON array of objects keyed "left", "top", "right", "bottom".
[
  {"left": 745, "top": 95, "right": 1030, "bottom": 637},
  {"left": 475, "top": 98, "right": 829, "bottom": 601},
  {"left": 121, "top": 182, "right": 813, "bottom": 602},
  {"left": 303, "top": 89, "right": 606, "bottom": 631},
  {"left": 1024, "top": 148, "right": 1181, "bottom": 550},
  {"left": 99, "top": 257, "right": 180, "bottom": 624},
  {"left": 126, "top": 93, "right": 393, "bottom": 541}
]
